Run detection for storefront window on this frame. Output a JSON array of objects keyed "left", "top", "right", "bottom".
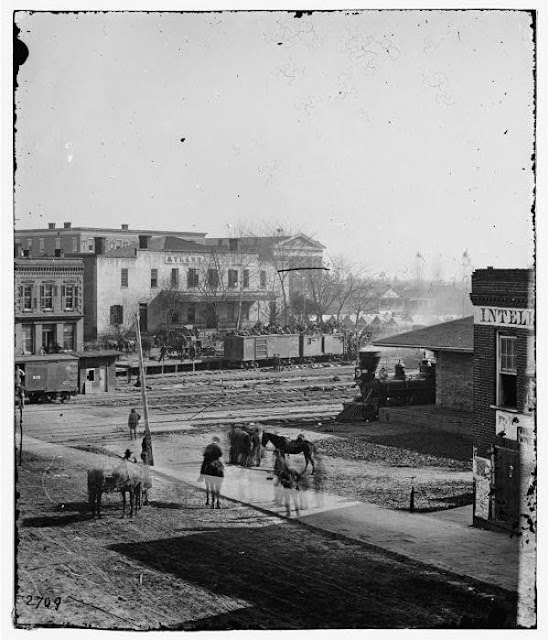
[
  {"left": 42, "top": 324, "right": 56, "bottom": 353},
  {"left": 21, "top": 325, "right": 34, "bottom": 355},
  {"left": 63, "top": 324, "right": 75, "bottom": 351}
]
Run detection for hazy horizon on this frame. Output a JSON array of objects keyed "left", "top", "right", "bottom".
[{"left": 14, "top": 10, "right": 536, "bottom": 280}]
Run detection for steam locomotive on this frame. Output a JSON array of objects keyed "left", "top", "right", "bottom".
[{"left": 337, "top": 348, "right": 436, "bottom": 421}]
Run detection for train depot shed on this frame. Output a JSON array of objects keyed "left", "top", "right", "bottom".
[
  {"left": 373, "top": 316, "right": 474, "bottom": 432},
  {"left": 76, "top": 350, "right": 121, "bottom": 394}
]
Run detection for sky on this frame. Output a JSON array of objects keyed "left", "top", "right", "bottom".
[{"left": 13, "top": 9, "right": 536, "bottom": 281}]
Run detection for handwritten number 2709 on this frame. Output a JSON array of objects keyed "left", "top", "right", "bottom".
[{"left": 25, "top": 595, "right": 61, "bottom": 610}]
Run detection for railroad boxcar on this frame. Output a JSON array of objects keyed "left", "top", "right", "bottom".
[
  {"left": 322, "top": 334, "right": 345, "bottom": 357},
  {"left": 224, "top": 336, "right": 261, "bottom": 363},
  {"left": 224, "top": 334, "right": 300, "bottom": 365},
  {"left": 15, "top": 354, "right": 79, "bottom": 403},
  {"left": 299, "top": 334, "right": 323, "bottom": 358},
  {"left": 271, "top": 335, "right": 300, "bottom": 359}
]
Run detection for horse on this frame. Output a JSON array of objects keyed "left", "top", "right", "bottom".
[
  {"left": 111, "top": 458, "right": 143, "bottom": 518},
  {"left": 202, "top": 459, "right": 224, "bottom": 509},
  {"left": 228, "top": 427, "right": 251, "bottom": 466},
  {"left": 261, "top": 432, "right": 315, "bottom": 474},
  {"left": 87, "top": 469, "right": 116, "bottom": 518},
  {"left": 248, "top": 428, "right": 262, "bottom": 467}
]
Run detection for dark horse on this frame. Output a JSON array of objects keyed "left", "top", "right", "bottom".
[
  {"left": 261, "top": 432, "right": 315, "bottom": 474},
  {"left": 228, "top": 427, "right": 252, "bottom": 466}
]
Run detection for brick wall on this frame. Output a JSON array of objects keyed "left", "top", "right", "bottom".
[
  {"left": 435, "top": 351, "right": 473, "bottom": 412},
  {"left": 471, "top": 268, "right": 535, "bottom": 458},
  {"left": 470, "top": 268, "right": 534, "bottom": 308}
]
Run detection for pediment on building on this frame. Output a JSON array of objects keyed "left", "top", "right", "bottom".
[{"left": 278, "top": 234, "right": 326, "bottom": 252}]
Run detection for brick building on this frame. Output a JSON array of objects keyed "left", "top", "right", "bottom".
[
  {"left": 14, "top": 255, "right": 85, "bottom": 355},
  {"left": 374, "top": 316, "right": 474, "bottom": 412},
  {"left": 14, "top": 222, "right": 206, "bottom": 256},
  {"left": 469, "top": 268, "right": 535, "bottom": 533}
]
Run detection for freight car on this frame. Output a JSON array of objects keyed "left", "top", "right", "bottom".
[
  {"left": 222, "top": 333, "right": 346, "bottom": 367},
  {"left": 15, "top": 354, "right": 79, "bottom": 403}
]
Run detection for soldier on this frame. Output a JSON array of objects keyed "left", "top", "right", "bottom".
[{"left": 128, "top": 408, "right": 141, "bottom": 440}]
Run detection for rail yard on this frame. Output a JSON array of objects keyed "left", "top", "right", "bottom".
[{"left": 14, "top": 359, "right": 517, "bottom": 631}]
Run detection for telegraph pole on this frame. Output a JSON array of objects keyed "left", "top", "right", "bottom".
[{"left": 136, "top": 312, "right": 154, "bottom": 466}]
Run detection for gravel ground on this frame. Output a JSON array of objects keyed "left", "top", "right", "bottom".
[{"left": 15, "top": 450, "right": 515, "bottom": 630}]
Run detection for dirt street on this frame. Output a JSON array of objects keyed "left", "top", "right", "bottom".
[
  {"left": 15, "top": 449, "right": 514, "bottom": 630},
  {"left": 14, "top": 364, "right": 498, "bottom": 630}
]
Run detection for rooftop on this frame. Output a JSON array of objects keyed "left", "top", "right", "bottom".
[
  {"left": 373, "top": 315, "right": 474, "bottom": 353},
  {"left": 15, "top": 225, "right": 206, "bottom": 237}
]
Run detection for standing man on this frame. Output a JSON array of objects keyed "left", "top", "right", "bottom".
[
  {"left": 140, "top": 436, "right": 153, "bottom": 505},
  {"left": 128, "top": 408, "right": 141, "bottom": 440},
  {"left": 15, "top": 365, "right": 25, "bottom": 407}
]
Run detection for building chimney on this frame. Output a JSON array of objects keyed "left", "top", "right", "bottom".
[
  {"left": 94, "top": 236, "right": 106, "bottom": 255},
  {"left": 64, "top": 222, "right": 72, "bottom": 229},
  {"left": 121, "top": 224, "right": 129, "bottom": 230},
  {"left": 48, "top": 222, "right": 56, "bottom": 229},
  {"left": 138, "top": 235, "right": 152, "bottom": 249}
]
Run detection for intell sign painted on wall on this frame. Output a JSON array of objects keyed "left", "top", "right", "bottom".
[{"left": 474, "top": 306, "right": 535, "bottom": 328}]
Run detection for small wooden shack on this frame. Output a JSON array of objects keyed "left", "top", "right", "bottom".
[{"left": 76, "top": 350, "right": 121, "bottom": 394}]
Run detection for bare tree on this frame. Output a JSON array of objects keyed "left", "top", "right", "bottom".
[
  {"left": 302, "top": 267, "right": 337, "bottom": 324},
  {"left": 226, "top": 225, "right": 263, "bottom": 331},
  {"left": 149, "top": 275, "right": 183, "bottom": 336},
  {"left": 256, "top": 222, "right": 322, "bottom": 326},
  {"left": 330, "top": 257, "right": 371, "bottom": 325},
  {"left": 196, "top": 249, "right": 230, "bottom": 332},
  {"left": 346, "top": 278, "right": 379, "bottom": 363}
]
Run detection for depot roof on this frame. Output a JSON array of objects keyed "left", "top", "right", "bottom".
[{"left": 372, "top": 316, "right": 474, "bottom": 353}]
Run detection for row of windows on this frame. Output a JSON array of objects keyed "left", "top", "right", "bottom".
[
  {"left": 25, "top": 238, "right": 80, "bottom": 252},
  {"left": 18, "top": 283, "right": 79, "bottom": 311},
  {"left": 121, "top": 268, "right": 267, "bottom": 289},
  {"left": 19, "top": 323, "right": 76, "bottom": 354},
  {"left": 110, "top": 303, "right": 251, "bottom": 328}
]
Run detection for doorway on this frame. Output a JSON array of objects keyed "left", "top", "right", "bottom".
[{"left": 493, "top": 446, "right": 520, "bottom": 530}]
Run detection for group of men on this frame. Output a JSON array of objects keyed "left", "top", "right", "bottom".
[{"left": 127, "top": 408, "right": 305, "bottom": 516}]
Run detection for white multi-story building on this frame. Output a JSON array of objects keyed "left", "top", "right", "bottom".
[
  {"left": 81, "top": 234, "right": 277, "bottom": 340},
  {"left": 15, "top": 224, "right": 327, "bottom": 341}
]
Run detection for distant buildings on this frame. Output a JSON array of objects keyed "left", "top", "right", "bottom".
[
  {"left": 14, "top": 225, "right": 327, "bottom": 342},
  {"left": 14, "top": 222, "right": 207, "bottom": 256},
  {"left": 14, "top": 255, "right": 85, "bottom": 355}
]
